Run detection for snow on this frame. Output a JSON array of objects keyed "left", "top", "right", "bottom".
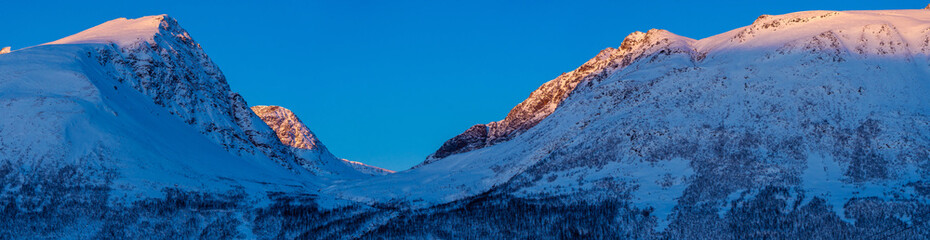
[
  {"left": 695, "top": 10, "right": 930, "bottom": 56},
  {"left": 342, "top": 159, "right": 395, "bottom": 175},
  {"left": 45, "top": 14, "right": 169, "bottom": 46},
  {"left": 801, "top": 152, "right": 925, "bottom": 222}
]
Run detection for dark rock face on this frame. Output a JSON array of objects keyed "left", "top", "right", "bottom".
[{"left": 422, "top": 124, "right": 488, "bottom": 161}]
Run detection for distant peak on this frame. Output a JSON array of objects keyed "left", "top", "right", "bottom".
[
  {"left": 925, "top": 3, "right": 930, "bottom": 10},
  {"left": 0, "top": 46, "right": 10, "bottom": 54},
  {"left": 45, "top": 14, "right": 179, "bottom": 46},
  {"left": 251, "top": 105, "right": 325, "bottom": 150}
]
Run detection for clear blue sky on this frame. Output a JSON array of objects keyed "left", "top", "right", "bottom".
[{"left": 3, "top": 0, "right": 924, "bottom": 170}]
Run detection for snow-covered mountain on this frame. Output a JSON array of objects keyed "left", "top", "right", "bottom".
[
  {"left": 423, "top": 29, "right": 692, "bottom": 163},
  {"left": 251, "top": 105, "right": 393, "bottom": 177},
  {"left": 4, "top": 7, "right": 930, "bottom": 239},
  {"left": 1, "top": 14, "right": 320, "bottom": 195},
  {"left": 328, "top": 8, "right": 930, "bottom": 238},
  {"left": 42, "top": 15, "right": 318, "bottom": 174},
  {"left": 0, "top": 15, "right": 387, "bottom": 239}
]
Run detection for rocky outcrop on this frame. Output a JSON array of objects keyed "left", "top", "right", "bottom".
[
  {"left": 251, "top": 105, "right": 326, "bottom": 150},
  {"left": 252, "top": 105, "right": 392, "bottom": 176}
]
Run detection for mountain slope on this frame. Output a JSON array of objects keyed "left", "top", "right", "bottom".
[
  {"left": 424, "top": 29, "right": 696, "bottom": 163},
  {"left": 44, "top": 15, "right": 320, "bottom": 174},
  {"left": 330, "top": 8, "right": 930, "bottom": 238},
  {"left": 0, "top": 32, "right": 316, "bottom": 197},
  {"left": 251, "top": 105, "right": 393, "bottom": 177}
]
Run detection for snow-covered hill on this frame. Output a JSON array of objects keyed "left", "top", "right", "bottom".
[
  {"left": 251, "top": 105, "right": 393, "bottom": 177},
  {"left": 329, "top": 8, "right": 930, "bottom": 238}
]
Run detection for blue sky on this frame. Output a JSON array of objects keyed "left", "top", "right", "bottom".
[{"left": 3, "top": 0, "right": 924, "bottom": 170}]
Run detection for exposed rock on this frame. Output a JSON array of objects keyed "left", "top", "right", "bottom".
[{"left": 252, "top": 105, "right": 393, "bottom": 176}]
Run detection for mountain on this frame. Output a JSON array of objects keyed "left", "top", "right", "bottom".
[
  {"left": 0, "top": 15, "right": 385, "bottom": 238},
  {"left": 1, "top": 14, "right": 318, "bottom": 193},
  {"left": 423, "top": 29, "right": 692, "bottom": 163},
  {"left": 4, "top": 7, "right": 930, "bottom": 239},
  {"left": 251, "top": 105, "right": 393, "bottom": 177},
  {"left": 328, "top": 8, "right": 930, "bottom": 238},
  {"left": 42, "top": 15, "right": 317, "bottom": 174}
]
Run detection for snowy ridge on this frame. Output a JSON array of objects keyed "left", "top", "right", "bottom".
[
  {"left": 342, "top": 159, "right": 395, "bottom": 176},
  {"left": 251, "top": 105, "right": 392, "bottom": 177},
  {"left": 428, "top": 9, "right": 930, "bottom": 165},
  {"left": 424, "top": 29, "right": 696, "bottom": 163},
  {"left": 696, "top": 10, "right": 930, "bottom": 56},
  {"left": 46, "top": 15, "right": 170, "bottom": 46}
]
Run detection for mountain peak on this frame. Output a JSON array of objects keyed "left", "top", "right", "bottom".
[
  {"left": 251, "top": 105, "right": 393, "bottom": 176},
  {"left": 45, "top": 14, "right": 179, "bottom": 46},
  {"left": 619, "top": 29, "right": 694, "bottom": 53},
  {"left": 251, "top": 105, "right": 324, "bottom": 150}
]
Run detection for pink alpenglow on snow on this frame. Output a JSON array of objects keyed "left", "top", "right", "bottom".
[{"left": 46, "top": 14, "right": 175, "bottom": 46}]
